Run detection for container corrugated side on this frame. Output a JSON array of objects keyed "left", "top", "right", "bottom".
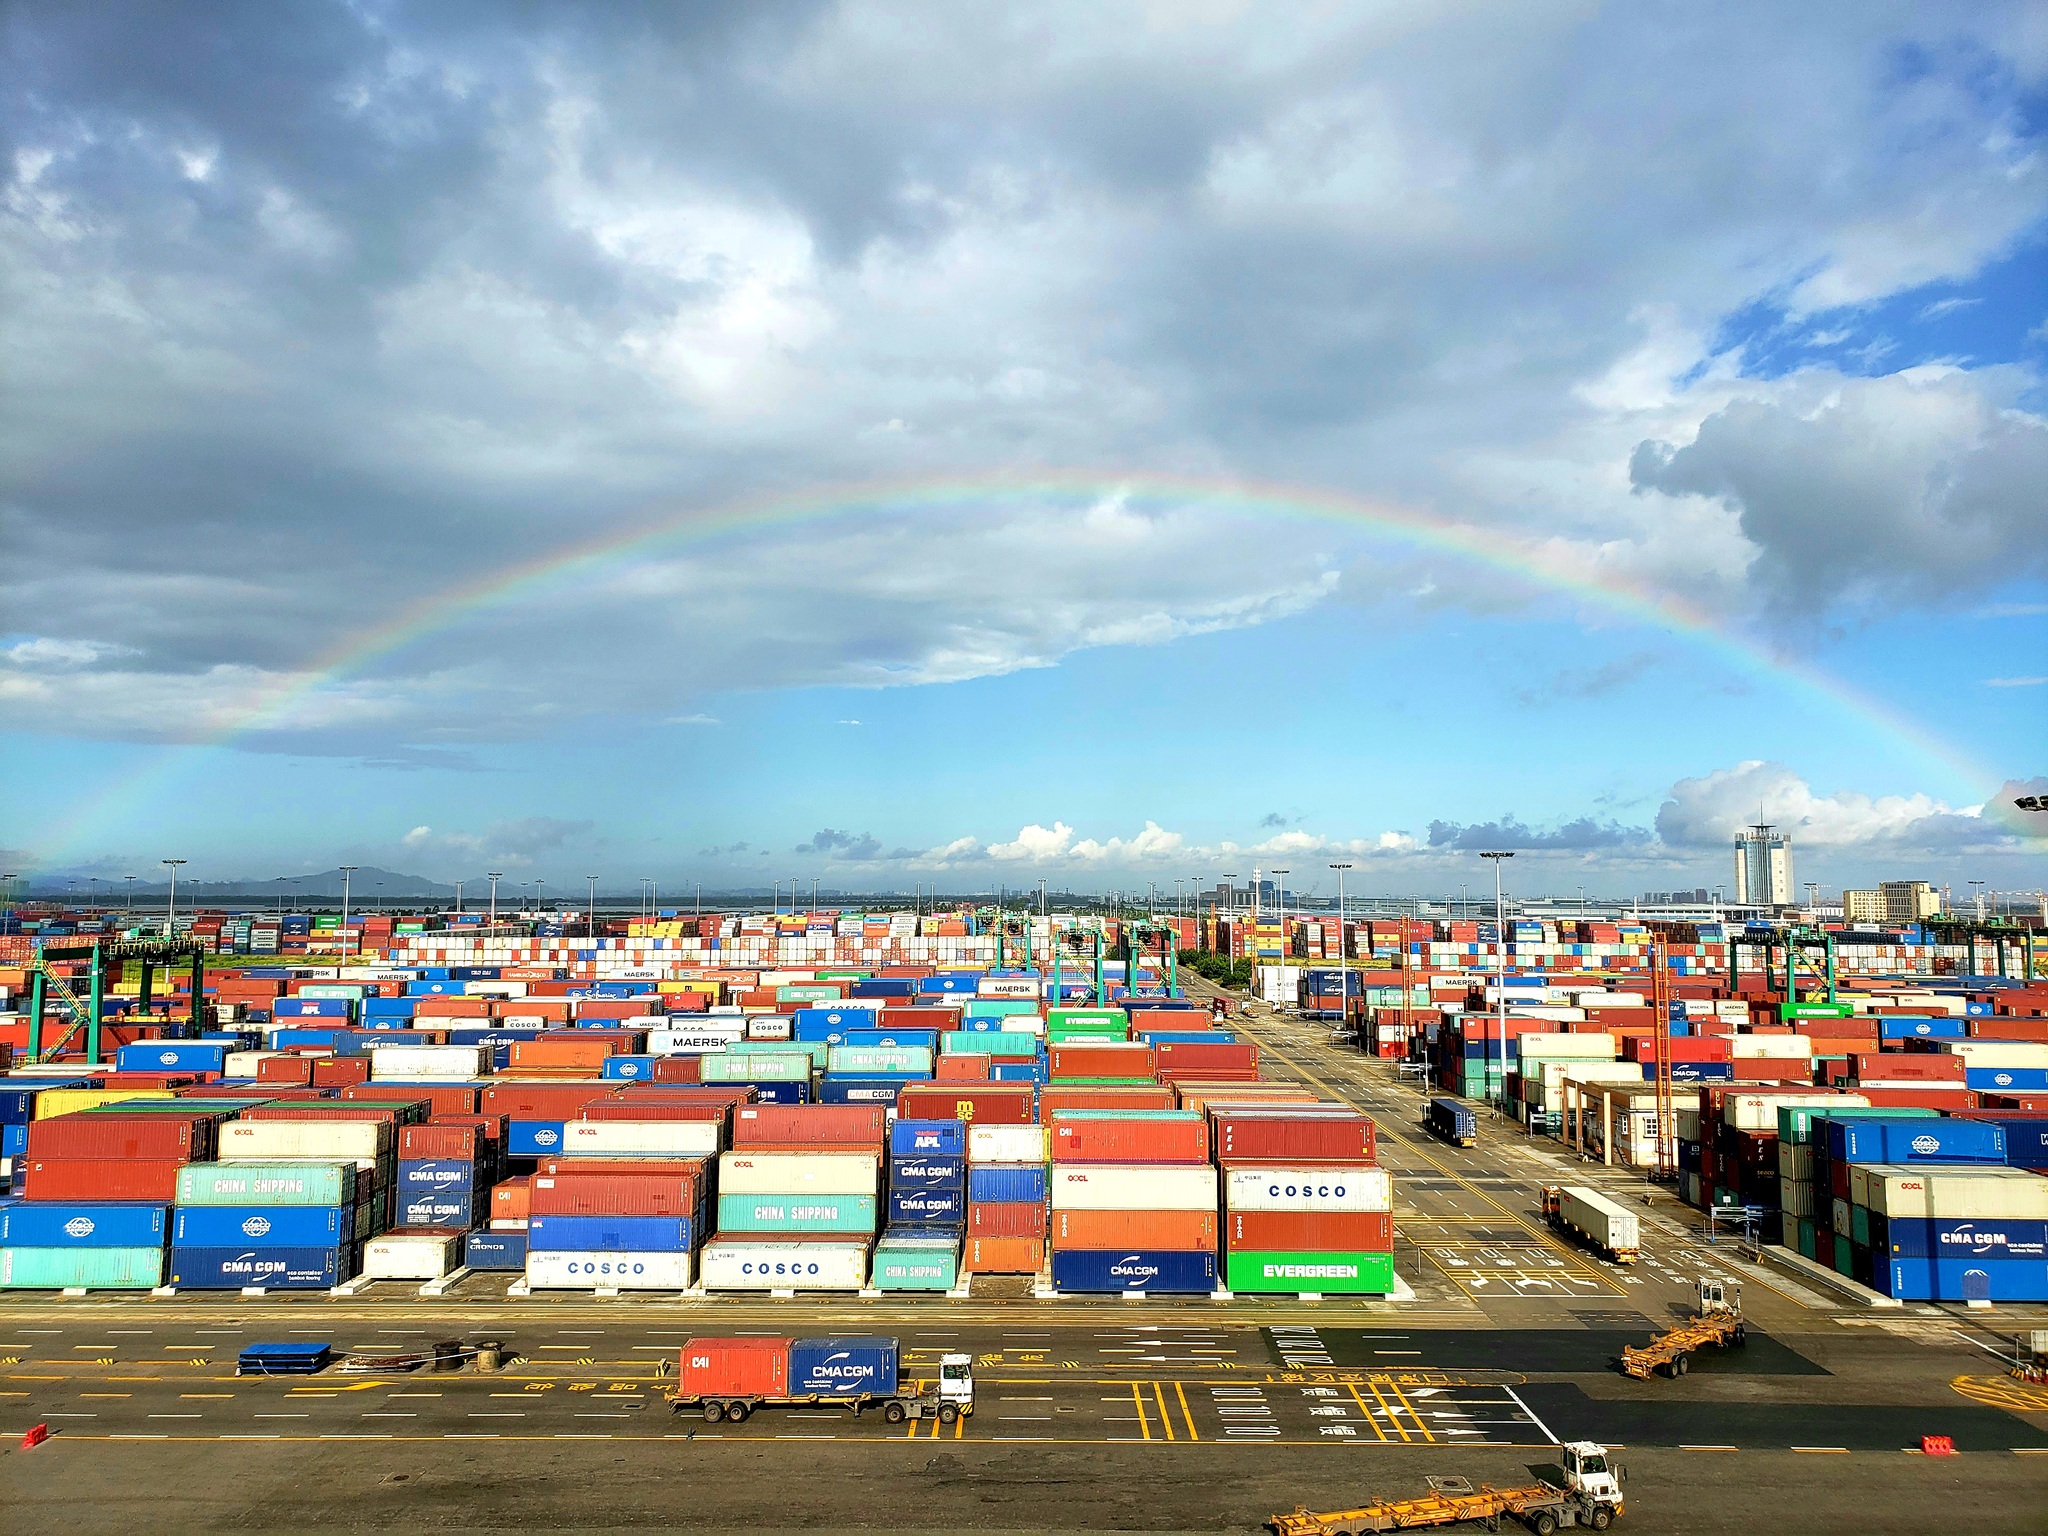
[
  {"left": 525, "top": 1250, "right": 693, "bottom": 1290},
  {"left": 1223, "top": 1250, "right": 1396, "bottom": 1294},
  {"left": 0, "top": 1246, "right": 166, "bottom": 1289},
  {"left": 175, "top": 1161, "right": 359, "bottom": 1206},
  {"left": 697, "top": 1237, "right": 870, "bottom": 1290},
  {"left": 717, "top": 1152, "right": 878, "bottom": 1196},
  {"left": 1049, "top": 1165, "right": 1218, "bottom": 1211},
  {"left": 1221, "top": 1165, "right": 1390, "bottom": 1213}
]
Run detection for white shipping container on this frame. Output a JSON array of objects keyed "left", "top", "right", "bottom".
[
  {"left": 362, "top": 1233, "right": 458, "bottom": 1280},
  {"left": 225, "top": 1050, "right": 285, "bottom": 1077},
  {"left": 968, "top": 1124, "right": 1049, "bottom": 1164},
  {"left": 1850, "top": 1165, "right": 2048, "bottom": 1221},
  {"left": 1936, "top": 1041, "right": 2048, "bottom": 1068},
  {"left": 371, "top": 1044, "right": 492, "bottom": 1079},
  {"left": 525, "top": 1250, "right": 693, "bottom": 1290},
  {"left": 560, "top": 1121, "right": 721, "bottom": 1158},
  {"left": 977, "top": 977, "right": 1043, "bottom": 999},
  {"left": 697, "top": 1238, "right": 869, "bottom": 1291},
  {"left": 1223, "top": 1165, "right": 1391, "bottom": 1213},
  {"left": 1050, "top": 1165, "right": 1219, "bottom": 1211},
  {"left": 1557, "top": 1186, "right": 1640, "bottom": 1257},
  {"left": 648, "top": 1027, "right": 745, "bottom": 1053},
  {"left": 1516, "top": 1033, "right": 1617, "bottom": 1061},
  {"left": 1723, "top": 1093, "right": 1859, "bottom": 1131},
  {"left": 717, "top": 1152, "right": 879, "bottom": 1195},
  {"left": 1730, "top": 1036, "right": 1813, "bottom": 1060},
  {"left": 1782, "top": 1179, "right": 1816, "bottom": 1218},
  {"left": 219, "top": 1120, "right": 391, "bottom": 1161},
  {"left": 1778, "top": 1142, "right": 1814, "bottom": 1182}
]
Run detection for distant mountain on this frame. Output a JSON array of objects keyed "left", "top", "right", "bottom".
[{"left": 22, "top": 866, "right": 456, "bottom": 902}]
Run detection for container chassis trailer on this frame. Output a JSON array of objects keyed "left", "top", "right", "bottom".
[
  {"left": 1271, "top": 1446, "right": 1626, "bottom": 1535},
  {"left": 1620, "top": 1281, "right": 1745, "bottom": 1379}
]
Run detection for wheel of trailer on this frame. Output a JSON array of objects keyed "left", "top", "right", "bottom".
[
  {"left": 884, "top": 1400, "right": 907, "bottom": 1423},
  {"left": 724, "top": 1400, "right": 750, "bottom": 1422},
  {"left": 1674, "top": 1354, "right": 1689, "bottom": 1376},
  {"left": 939, "top": 1403, "right": 959, "bottom": 1425},
  {"left": 1733, "top": 1325, "right": 1747, "bottom": 1346},
  {"left": 1589, "top": 1508, "right": 1613, "bottom": 1531},
  {"left": 702, "top": 1402, "right": 724, "bottom": 1424},
  {"left": 1531, "top": 1512, "right": 1559, "bottom": 1536}
]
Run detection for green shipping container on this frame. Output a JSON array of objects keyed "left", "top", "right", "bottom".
[
  {"left": 964, "top": 999, "right": 1040, "bottom": 1019},
  {"left": 0, "top": 1246, "right": 167, "bottom": 1290},
  {"left": 715, "top": 1194, "right": 878, "bottom": 1233},
  {"left": 1224, "top": 1250, "right": 1395, "bottom": 1295},
  {"left": 1849, "top": 1203, "right": 1871, "bottom": 1248},
  {"left": 700, "top": 1053, "right": 810, "bottom": 1083},
  {"left": 941, "top": 1032, "right": 1041, "bottom": 1058},
  {"left": 1797, "top": 1219, "right": 1817, "bottom": 1261},
  {"left": 817, "top": 970, "right": 871, "bottom": 981},
  {"left": 1832, "top": 1234, "right": 1854, "bottom": 1276},
  {"left": 827, "top": 1046, "right": 934, "bottom": 1075},
  {"left": 176, "top": 1161, "right": 359, "bottom": 1206},
  {"left": 872, "top": 1238, "right": 961, "bottom": 1291},
  {"left": 728, "top": 1039, "right": 830, "bottom": 1067},
  {"left": 776, "top": 984, "right": 841, "bottom": 1003},
  {"left": 1777, "top": 1104, "right": 1938, "bottom": 1145},
  {"left": 1047, "top": 1008, "right": 1125, "bottom": 1029}
]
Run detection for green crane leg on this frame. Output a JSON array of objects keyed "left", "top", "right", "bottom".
[
  {"left": 138, "top": 960, "right": 153, "bottom": 1018},
  {"left": 1824, "top": 934, "right": 1838, "bottom": 1006},
  {"left": 87, "top": 946, "right": 104, "bottom": 1065},
  {"left": 190, "top": 952, "right": 205, "bottom": 1037},
  {"left": 1093, "top": 935, "right": 1104, "bottom": 1005},
  {"left": 28, "top": 970, "right": 46, "bottom": 1061}
]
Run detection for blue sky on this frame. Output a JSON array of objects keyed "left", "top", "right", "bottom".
[{"left": 3, "top": 3, "right": 2045, "bottom": 898}]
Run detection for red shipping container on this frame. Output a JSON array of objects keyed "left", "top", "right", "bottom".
[
  {"left": 1851, "top": 1053, "right": 1965, "bottom": 1082},
  {"left": 730, "top": 1104, "right": 886, "bottom": 1150},
  {"left": 573, "top": 999, "right": 662, "bottom": 1021},
  {"left": 1049, "top": 1114, "right": 1208, "bottom": 1164},
  {"left": 494, "top": 999, "right": 572, "bottom": 1023},
  {"left": 256, "top": 1055, "right": 315, "bottom": 1085},
  {"left": 895, "top": 1084, "right": 1036, "bottom": 1126},
  {"left": 399, "top": 1122, "right": 485, "bottom": 1160},
  {"left": 1153, "top": 1041, "right": 1259, "bottom": 1077},
  {"left": 27, "top": 1114, "right": 211, "bottom": 1162},
  {"left": 1049, "top": 1209, "right": 1217, "bottom": 1251},
  {"left": 968, "top": 1201, "right": 1049, "bottom": 1238},
  {"left": 311, "top": 1057, "right": 371, "bottom": 1088},
  {"left": 240, "top": 1103, "right": 410, "bottom": 1125},
  {"left": 1212, "top": 1111, "right": 1376, "bottom": 1163},
  {"left": 530, "top": 1171, "right": 706, "bottom": 1216},
  {"left": 1852, "top": 1086, "right": 1978, "bottom": 1111},
  {"left": 1048, "top": 1042, "right": 1156, "bottom": 1080},
  {"left": 579, "top": 1101, "right": 729, "bottom": 1126},
  {"left": 508, "top": 1038, "right": 629, "bottom": 1071},
  {"left": 21, "top": 1157, "right": 185, "bottom": 1202},
  {"left": 677, "top": 1336, "right": 789, "bottom": 1398},
  {"left": 644, "top": 1056, "right": 702, "bottom": 1083},
  {"left": 347, "top": 1084, "right": 478, "bottom": 1117},
  {"left": 882, "top": 1005, "right": 960, "bottom": 1031},
  {"left": 934, "top": 1054, "right": 991, "bottom": 1082},
  {"left": 1224, "top": 1211, "right": 1392, "bottom": 1252},
  {"left": 1128, "top": 1009, "right": 1211, "bottom": 1032},
  {"left": 1038, "top": 1086, "right": 1177, "bottom": 1117},
  {"left": 535, "top": 1157, "right": 710, "bottom": 1177},
  {"left": 1965, "top": 1019, "right": 2048, "bottom": 1040},
  {"left": 413, "top": 997, "right": 491, "bottom": 1018},
  {"left": 480, "top": 1084, "right": 615, "bottom": 1119},
  {"left": 964, "top": 1236, "right": 1045, "bottom": 1274}
]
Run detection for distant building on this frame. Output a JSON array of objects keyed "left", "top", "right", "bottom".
[
  {"left": 1841, "top": 888, "right": 1885, "bottom": 924},
  {"left": 1733, "top": 825, "right": 1793, "bottom": 908},
  {"left": 1642, "top": 887, "right": 1710, "bottom": 905},
  {"left": 1879, "top": 880, "right": 1942, "bottom": 922}
]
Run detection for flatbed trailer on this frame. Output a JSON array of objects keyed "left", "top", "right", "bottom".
[
  {"left": 1620, "top": 1281, "right": 1744, "bottom": 1379},
  {"left": 1271, "top": 1446, "right": 1625, "bottom": 1535}
]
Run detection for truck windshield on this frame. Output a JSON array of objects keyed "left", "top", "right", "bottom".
[
  {"left": 941, "top": 1366, "right": 969, "bottom": 1382},
  {"left": 1577, "top": 1455, "right": 1608, "bottom": 1475}
]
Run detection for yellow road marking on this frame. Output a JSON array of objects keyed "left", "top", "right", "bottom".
[
  {"left": 1175, "top": 1380, "right": 1200, "bottom": 1442},
  {"left": 1152, "top": 1381, "right": 1175, "bottom": 1443},
  {"left": 1347, "top": 1382, "right": 1390, "bottom": 1442},
  {"left": 1388, "top": 1379, "right": 1436, "bottom": 1443},
  {"left": 1365, "top": 1377, "right": 1411, "bottom": 1443},
  {"left": 1130, "top": 1381, "right": 1152, "bottom": 1440}
]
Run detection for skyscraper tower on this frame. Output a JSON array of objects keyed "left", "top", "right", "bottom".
[{"left": 1733, "top": 824, "right": 1793, "bottom": 909}]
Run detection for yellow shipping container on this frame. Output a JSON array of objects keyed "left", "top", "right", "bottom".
[{"left": 33, "top": 1087, "right": 178, "bottom": 1119}]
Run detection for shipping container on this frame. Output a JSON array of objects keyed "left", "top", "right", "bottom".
[
  {"left": 1049, "top": 1248, "right": 1217, "bottom": 1293},
  {"left": 697, "top": 1237, "right": 870, "bottom": 1290},
  {"left": 0, "top": 1202, "right": 169, "bottom": 1247},
  {"left": 1223, "top": 1249, "right": 1396, "bottom": 1294},
  {"left": 1220, "top": 1165, "right": 1391, "bottom": 1213},
  {"left": 526, "top": 1250, "right": 694, "bottom": 1290},
  {"left": 0, "top": 1246, "right": 167, "bottom": 1289}
]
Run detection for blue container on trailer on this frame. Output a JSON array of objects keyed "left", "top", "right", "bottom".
[
  {"left": 788, "top": 1335, "right": 899, "bottom": 1396},
  {"left": 115, "top": 1041, "right": 230, "bottom": 1074},
  {"left": 398, "top": 1159, "right": 481, "bottom": 1194},
  {"left": 819, "top": 1077, "right": 905, "bottom": 1105},
  {"left": 1966, "top": 1067, "right": 2048, "bottom": 1093},
  {"left": 602, "top": 1055, "right": 663, "bottom": 1081},
  {"left": 1051, "top": 1249, "right": 1218, "bottom": 1294},
  {"left": 464, "top": 1229, "right": 528, "bottom": 1270},
  {"left": 991, "top": 1061, "right": 1049, "bottom": 1084},
  {"left": 967, "top": 1164, "right": 1047, "bottom": 1204},
  {"left": 890, "top": 1119, "right": 966, "bottom": 1158},
  {"left": 1882, "top": 1218, "right": 2048, "bottom": 1261},
  {"left": 1836, "top": 1120, "right": 2008, "bottom": 1164},
  {"left": 1878, "top": 1016, "right": 1965, "bottom": 1040},
  {"left": 0, "top": 1202, "right": 169, "bottom": 1247},
  {"left": 527, "top": 1214, "right": 697, "bottom": 1252},
  {"left": 1888, "top": 1257, "right": 2048, "bottom": 1302},
  {"left": 398, "top": 1189, "right": 482, "bottom": 1229},
  {"left": 509, "top": 1120, "right": 568, "bottom": 1156},
  {"left": 890, "top": 1154, "right": 966, "bottom": 1189},
  {"left": 173, "top": 1206, "right": 352, "bottom": 1249},
  {"left": 888, "top": 1186, "right": 965, "bottom": 1225},
  {"left": 169, "top": 1244, "right": 350, "bottom": 1289}
]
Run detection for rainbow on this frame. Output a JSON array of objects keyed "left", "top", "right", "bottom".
[{"left": 33, "top": 469, "right": 2007, "bottom": 861}]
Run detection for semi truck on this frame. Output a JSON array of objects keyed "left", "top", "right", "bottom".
[
  {"left": 1425, "top": 1096, "right": 1479, "bottom": 1148},
  {"left": 1542, "top": 1184, "right": 1640, "bottom": 1264},
  {"left": 668, "top": 1334, "right": 974, "bottom": 1424},
  {"left": 1271, "top": 1442, "right": 1627, "bottom": 1533},
  {"left": 1621, "top": 1280, "right": 1745, "bottom": 1378}
]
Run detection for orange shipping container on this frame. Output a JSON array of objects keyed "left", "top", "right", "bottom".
[
  {"left": 508, "top": 1038, "right": 629, "bottom": 1070},
  {"left": 1049, "top": 1209, "right": 1217, "bottom": 1252},
  {"left": 1224, "top": 1211, "right": 1392, "bottom": 1252},
  {"left": 490, "top": 1177, "right": 532, "bottom": 1221},
  {"left": 964, "top": 1237, "right": 1045, "bottom": 1274},
  {"left": 1037, "top": 1086, "right": 1176, "bottom": 1118}
]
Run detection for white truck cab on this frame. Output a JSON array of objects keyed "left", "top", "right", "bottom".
[
  {"left": 1561, "top": 1440, "right": 1625, "bottom": 1517},
  {"left": 938, "top": 1353, "right": 975, "bottom": 1415}
]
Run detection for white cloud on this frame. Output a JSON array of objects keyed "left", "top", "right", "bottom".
[
  {"left": 667, "top": 713, "right": 721, "bottom": 725},
  {"left": 1654, "top": 760, "right": 2003, "bottom": 852},
  {"left": 1983, "top": 675, "right": 2047, "bottom": 688},
  {"left": 987, "top": 822, "right": 1075, "bottom": 862}
]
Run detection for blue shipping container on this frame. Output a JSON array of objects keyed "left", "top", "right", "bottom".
[
  {"left": 788, "top": 1335, "right": 899, "bottom": 1396},
  {"left": 169, "top": 1244, "right": 348, "bottom": 1289},
  {"left": 398, "top": 1159, "right": 481, "bottom": 1194},
  {"left": 1051, "top": 1249, "right": 1218, "bottom": 1294},
  {"left": 890, "top": 1119, "right": 967, "bottom": 1158},
  {"left": 464, "top": 1229, "right": 529, "bottom": 1270},
  {"left": 271, "top": 998, "right": 353, "bottom": 1018},
  {"left": 1973, "top": 1118, "right": 2048, "bottom": 1169},
  {"left": 889, "top": 1155, "right": 966, "bottom": 1190},
  {"left": 888, "top": 1187, "right": 966, "bottom": 1225},
  {"left": 1965, "top": 1067, "right": 2048, "bottom": 1093},
  {"left": 0, "top": 1202, "right": 169, "bottom": 1247},
  {"left": 967, "top": 1164, "right": 1047, "bottom": 1204},
  {"left": 2, "top": 1123, "right": 25, "bottom": 1157},
  {"left": 1883, "top": 1218, "right": 2048, "bottom": 1261},
  {"left": 527, "top": 1214, "right": 697, "bottom": 1252},
  {"left": 1877, "top": 1016, "right": 1966, "bottom": 1040},
  {"left": 850, "top": 980, "right": 915, "bottom": 999},
  {"left": 173, "top": 1206, "right": 351, "bottom": 1248},
  {"left": 1887, "top": 1257, "right": 2048, "bottom": 1302},
  {"left": 601, "top": 1055, "right": 662, "bottom": 1080},
  {"left": 115, "top": 1041, "right": 230, "bottom": 1074},
  {"left": 1835, "top": 1119, "right": 2006, "bottom": 1165},
  {"left": 508, "top": 1120, "right": 567, "bottom": 1156},
  {"left": 991, "top": 1061, "right": 1049, "bottom": 1084},
  {"left": 818, "top": 1079, "right": 903, "bottom": 1105}
]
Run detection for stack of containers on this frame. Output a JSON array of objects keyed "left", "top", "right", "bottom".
[
  {"left": 526, "top": 1155, "right": 708, "bottom": 1290},
  {"left": 965, "top": 1117, "right": 1049, "bottom": 1274},
  {"left": 395, "top": 1120, "right": 493, "bottom": 1231},
  {"left": 1775, "top": 1104, "right": 1928, "bottom": 1257},
  {"left": 1215, "top": 1104, "right": 1392, "bottom": 1294},
  {"left": 170, "top": 1160, "right": 365, "bottom": 1290},
  {"left": 876, "top": 1117, "right": 965, "bottom": 1291},
  {"left": 1048, "top": 1109, "right": 1217, "bottom": 1293},
  {"left": 702, "top": 1105, "right": 883, "bottom": 1291},
  {"left": 195, "top": 1106, "right": 404, "bottom": 1285}
]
